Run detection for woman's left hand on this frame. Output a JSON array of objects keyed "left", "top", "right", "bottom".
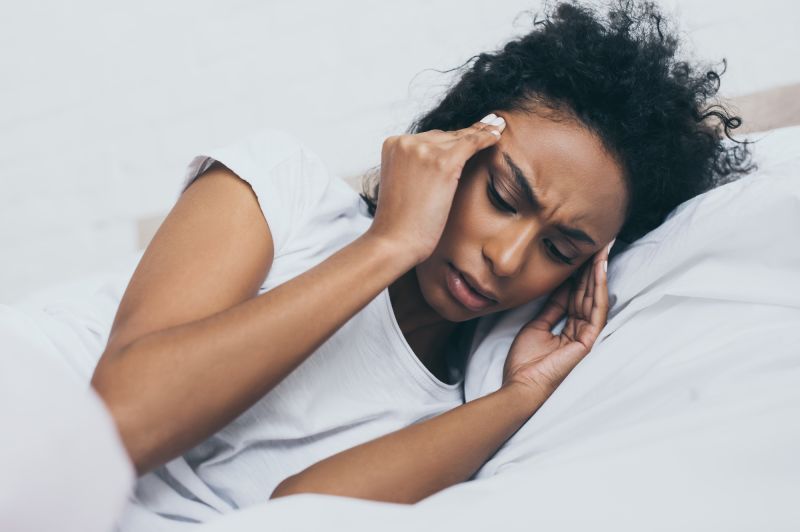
[
  {"left": 271, "top": 248, "right": 612, "bottom": 505},
  {"left": 502, "top": 243, "right": 611, "bottom": 398}
]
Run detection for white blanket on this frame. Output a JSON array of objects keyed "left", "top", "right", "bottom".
[
  {"left": 0, "top": 304, "right": 134, "bottom": 532},
  {"left": 2, "top": 126, "right": 799, "bottom": 531},
  {"left": 193, "top": 127, "right": 800, "bottom": 531}
]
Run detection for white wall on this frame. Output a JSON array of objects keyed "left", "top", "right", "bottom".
[{"left": 2, "top": 0, "right": 799, "bottom": 303}]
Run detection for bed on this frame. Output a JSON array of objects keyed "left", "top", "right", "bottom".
[
  {"left": 194, "top": 121, "right": 800, "bottom": 532},
  {"left": 2, "top": 86, "right": 799, "bottom": 532}
]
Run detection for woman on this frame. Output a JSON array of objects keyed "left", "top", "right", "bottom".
[{"left": 90, "top": 0, "right": 751, "bottom": 517}]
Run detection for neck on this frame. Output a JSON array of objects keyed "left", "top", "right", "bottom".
[{"left": 388, "top": 268, "right": 457, "bottom": 350}]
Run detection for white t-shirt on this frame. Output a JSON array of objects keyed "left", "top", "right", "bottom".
[{"left": 116, "top": 128, "right": 468, "bottom": 525}]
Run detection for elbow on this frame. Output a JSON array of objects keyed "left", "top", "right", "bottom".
[
  {"left": 270, "top": 475, "right": 303, "bottom": 500},
  {"left": 90, "top": 355, "right": 119, "bottom": 412},
  {"left": 269, "top": 474, "right": 418, "bottom": 505},
  {"left": 94, "top": 398, "right": 155, "bottom": 477},
  {"left": 90, "top": 349, "right": 129, "bottom": 417},
  {"left": 269, "top": 474, "right": 340, "bottom": 501},
  {"left": 90, "top": 359, "right": 152, "bottom": 476}
]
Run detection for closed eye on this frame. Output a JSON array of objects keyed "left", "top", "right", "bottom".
[
  {"left": 544, "top": 239, "right": 574, "bottom": 265},
  {"left": 488, "top": 173, "right": 574, "bottom": 266},
  {"left": 486, "top": 173, "right": 516, "bottom": 214}
]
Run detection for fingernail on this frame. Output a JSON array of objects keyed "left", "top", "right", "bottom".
[
  {"left": 489, "top": 129, "right": 501, "bottom": 138},
  {"left": 608, "top": 238, "right": 616, "bottom": 254},
  {"left": 480, "top": 113, "right": 498, "bottom": 124},
  {"left": 491, "top": 116, "right": 506, "bottom": 131},
  {"left": 603, "top": 260, "right": 608, "bottom": 273}
]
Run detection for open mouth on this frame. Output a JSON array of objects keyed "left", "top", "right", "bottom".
[{"left": 444, "top": 263, "right": 496, "bottom": 312}]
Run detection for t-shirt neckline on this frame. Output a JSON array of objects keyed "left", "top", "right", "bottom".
[{"left": 379, "top": 288, "right": 463, "bottom": 394}]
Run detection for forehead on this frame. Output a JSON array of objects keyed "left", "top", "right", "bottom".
[{"left": 492, "top": 108, "right": 628, "bottom": 242}]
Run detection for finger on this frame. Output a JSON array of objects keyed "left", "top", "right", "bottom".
[
  {"left": 450, "top": 114, "right": 505, "bottom": 159},
  {"left": 602, "top": 239, "right": 612, "bottom": 262},
  {"left": 571, "top": 261, "right": 590, "bottom": 320},
  {"left": 456, "top": 121, "right": 496, "bottom": 142},
  {"left": 582, "top": 260, "right": 596, "bottom": 319},
  {"left": 583, "top": 242, "right": 611, "bottom": 317},
  {"left": 414, "top": 128, "right": 453, "bottom": 142},
  {"left": 586, "top": 257, "right": 610, "bottom": 341},
  {"left": 451, "top": 113, "right": 505, "bottom": 138},
  {"left": 527, "top": 282, "right": 570, "bottom": 332},
  {"left": 566, "top": 272, "right": 577, "bottom": 318}
]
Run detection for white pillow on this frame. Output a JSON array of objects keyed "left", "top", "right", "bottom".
[
  {"left": 170, "top": 128, "right": 800, "bottom": 532},
  {"left": 463, "top": 125, "right": 800, "bottom": 476}
]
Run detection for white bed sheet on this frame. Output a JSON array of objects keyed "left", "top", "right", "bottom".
[
  {"left": 464, "top": 125, "right": 800, "bottom": 479},
  {"left": 192, "top": 126, "right": 800, "bottom": 531},
  {"left": 2, "top": 127, "right": 799, "bottom": 531}
]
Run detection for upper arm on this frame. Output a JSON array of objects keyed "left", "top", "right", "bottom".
[{"left": 100, "top": 162, "right": 275, "bottom": 360}]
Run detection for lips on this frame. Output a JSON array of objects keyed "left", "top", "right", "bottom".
[
  {"left": 444, "top": 263, "right": 497, "bottom": 312},
  {"left": 459, "top": 269, "right": 498, "bottom": 302}
]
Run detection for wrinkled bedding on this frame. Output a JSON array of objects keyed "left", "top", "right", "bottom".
[
  {"left": 2, "top": 126, "right": 799, "bottom": 532},
  {"left": 194, "top": 125, "right": 800, "bottom": 532}
]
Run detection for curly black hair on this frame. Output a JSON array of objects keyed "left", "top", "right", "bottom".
[{"left": 360, "top": 0, "right": 754, "bottom": 244}]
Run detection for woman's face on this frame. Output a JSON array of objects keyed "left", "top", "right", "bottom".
[{"left": 415, "top": 108, "right": 629, "bottom": 322}]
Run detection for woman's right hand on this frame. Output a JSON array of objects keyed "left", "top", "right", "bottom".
[{"left": 367, "top": 114, "right": 506, "bottom": 264}]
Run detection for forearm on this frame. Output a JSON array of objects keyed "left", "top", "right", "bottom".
[
  {"left": 91, "top": 232, "right": 414, "bottom": 475},
  {"left": 270, "top": 382, "right": 544, "bottom": 504}
]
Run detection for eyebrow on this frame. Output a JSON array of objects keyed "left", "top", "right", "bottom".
[{"left": 501, "top": 151, "right": 598, "bottom": 247}]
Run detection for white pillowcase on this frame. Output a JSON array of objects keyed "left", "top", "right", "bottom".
[
  {"left": 463, "top": 125, "right": 800, "bottom": 476},
  {"left": 150, "top": 127, "right": 800, "bottom": 532}
]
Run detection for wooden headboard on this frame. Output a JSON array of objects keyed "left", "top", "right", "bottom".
[{"left": 724, "top": 82, "right": 800, "bottom": 134}]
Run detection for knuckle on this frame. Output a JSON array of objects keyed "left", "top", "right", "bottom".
[
  {"left": 433, "top": 157, "right": 449, "bottom": 172},
  {"left": 469, "top": 124, "right": 491, "bottom": 137},
  {"left": 461, "top": 131, "right": 478, "bottom": 143},
  {"left": 382, "top": 136, "right": 397, "bottom": 154},
  {"left": 395, "top": 135, "right": 412, "bottom": 150},
  {"left": 412, "top": 142, "right": 432, "bottom": 158}
]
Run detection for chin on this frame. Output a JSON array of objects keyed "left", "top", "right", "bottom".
[
  {"left": 435, "top": 298, "right": 473, "bottom": 322},
  {"left": 421, "top": 286, "right": 461, "bottom": 322},
  {"left": 416, "top": 270, "right": 477, "bottom": 323}
]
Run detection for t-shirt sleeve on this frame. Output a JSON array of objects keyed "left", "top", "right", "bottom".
[{"left": 176, "top": 128, "right": 332, "bottom": 256}]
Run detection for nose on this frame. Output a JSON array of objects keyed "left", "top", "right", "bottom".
[{"left": 482, "top": 223, "right": 537, "bottom": 278}]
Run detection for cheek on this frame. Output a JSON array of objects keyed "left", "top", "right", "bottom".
[
  {"left": 434, "top": 177, "right": 493, "bottom": 250},
  {"left": 500, "top": 262, "right": 579, "bottom": 310},
  {"left": 506, "top": 270, "right": 553, "bottom": 305},
  {"left": 431, "top": 167, "right": 582, "bottom": 312},
  {"left": 450, "top": 174, "right": 502, "bottom": 232}
]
